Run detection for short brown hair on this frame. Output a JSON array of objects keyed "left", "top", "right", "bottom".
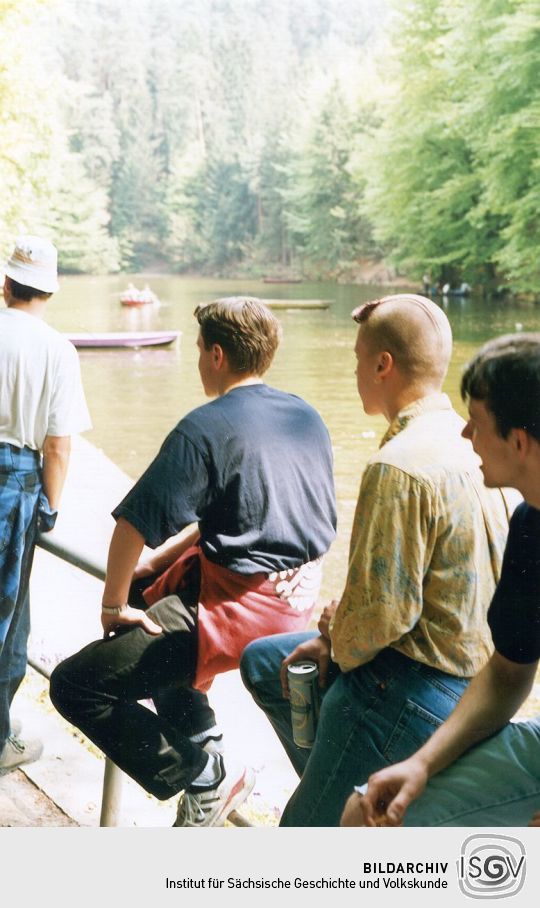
[{"left": 194, "top": 296, "right": 282, "bottom": 375}]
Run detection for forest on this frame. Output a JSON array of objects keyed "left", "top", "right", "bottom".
[{"left": 1, "top": 0, "right": 539, "bottom": 293}]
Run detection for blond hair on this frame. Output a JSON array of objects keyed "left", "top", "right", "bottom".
[{"left": 352, "top": 294, "right": 453, "bottom": 384}]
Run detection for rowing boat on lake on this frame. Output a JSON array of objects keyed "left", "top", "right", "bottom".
[
  {"left": 119, "top": 283, "right": 160, "bottom": 306},
  {"left": 66, "top": 331, "right": 181, "bottom": 349}
]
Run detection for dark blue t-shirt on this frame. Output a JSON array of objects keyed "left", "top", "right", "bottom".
[
  {"left": 488, "top": 502, "right": 540, "bottom": 663},
  {"left": 113, "top": 384, "right": 337, "bottom": 574}
]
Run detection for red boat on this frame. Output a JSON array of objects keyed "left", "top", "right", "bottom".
[
  {"left": 121, "top": 297, "right": 151, "bottom": 307},
  {"left": 119, "top": 283, "right": 160, "bottom": 306}
]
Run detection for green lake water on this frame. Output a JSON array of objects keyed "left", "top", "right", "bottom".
[{"left": 49, "top": 275, "right": 540, "bottom": 599}]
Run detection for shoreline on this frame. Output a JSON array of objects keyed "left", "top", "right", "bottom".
[{"left": 57, "top": 259, "right": 417, "bottom": 288}]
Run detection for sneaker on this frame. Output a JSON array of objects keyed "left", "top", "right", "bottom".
[
  {"left": 174, "top": 760, "right": 255, "bottom": 828},
  {"left": 0, "top": 735, "right": 43, "bottom": 775},
  {"left": 10, "top": 718, "right": 22, "bottom": 738},
  {"left": 199, "top": 734, "right": 225, "bottom": 757}
]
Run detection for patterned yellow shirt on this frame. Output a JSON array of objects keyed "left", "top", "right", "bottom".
[{"left": 331, "top": 393, "right": 515, "bottom": 677}]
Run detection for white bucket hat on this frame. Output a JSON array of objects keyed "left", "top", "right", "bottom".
[{"left": 4, "top": 235, "right": 59, "bottom": 293}]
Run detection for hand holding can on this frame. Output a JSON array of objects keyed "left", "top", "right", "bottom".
[{"left": 287, "top": 660, "right": 320, "bottom": 748}]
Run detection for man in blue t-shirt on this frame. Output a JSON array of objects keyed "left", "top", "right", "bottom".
[
  {"left": 51, "top": 296, "right": 336, "bottom": 827},
  {"left": 342, "top": 332, "right": 540, "bottom": 827}
]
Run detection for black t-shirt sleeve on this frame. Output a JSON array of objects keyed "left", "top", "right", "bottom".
[
  {"left": 488, "top": 502, "right": 540, "bottom": 663},
  {"left": 112, "top": 427, "right": 209, "bottom": 548}
]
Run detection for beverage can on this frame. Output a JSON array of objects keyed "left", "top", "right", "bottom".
[{"left": 287, "top": 660, "right": 320, "bottom": 748}]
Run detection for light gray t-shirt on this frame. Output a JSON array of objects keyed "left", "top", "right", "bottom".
[{"left": 0, "top": 307, "right": 91, "bottom": 449}]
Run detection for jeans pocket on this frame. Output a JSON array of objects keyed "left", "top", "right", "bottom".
[
  {"left": 14, "top": 469, "right": 40, "bottom": 495},
  {"left": 383, "top": 700, "right": 443, "bottom": 764}
]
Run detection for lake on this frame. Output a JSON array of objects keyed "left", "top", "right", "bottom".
[{"left": 49, "top": 275, "right": 540, "bottom": 599}]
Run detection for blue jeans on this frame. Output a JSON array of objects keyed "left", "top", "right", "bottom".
[
  {"left": 0, "top": 444, "right": 49, "bottom": 750},
  {"left": 404, "top": 716, "right": 540, "bottom": 826},
  {"left": 240, "top": 632, "right": 469, "bottom": 826},
  {"left": 0, "top": 589, "right": 31, "bottom": 749}
]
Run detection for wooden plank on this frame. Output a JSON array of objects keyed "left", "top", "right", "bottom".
[{"left": 262, "top": 299, "right": 332, "bottom": 310}]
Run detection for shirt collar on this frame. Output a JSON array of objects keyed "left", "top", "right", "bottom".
[{"left": 380, "top": 392, "right": 452, "bottom": 447}]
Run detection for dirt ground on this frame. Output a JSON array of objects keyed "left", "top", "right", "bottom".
[{"left": 0, "top": 770, "right": 77, "bottom": 827}]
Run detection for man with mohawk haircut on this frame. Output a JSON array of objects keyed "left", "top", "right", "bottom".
[{"left": 241, "top": 294, "right": 515, "bottom": 826}]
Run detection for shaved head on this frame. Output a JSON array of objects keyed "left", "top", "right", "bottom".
[{"left": 352, "top": 294, "right": 453, "bottom": 385}]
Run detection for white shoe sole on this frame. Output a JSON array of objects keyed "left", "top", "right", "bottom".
[{"left": 211, "top": 767, "right": 256, "bottom": 827}]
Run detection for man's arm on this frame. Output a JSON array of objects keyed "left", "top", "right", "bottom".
[
  {"left": 101, "top": 428, "right": 210, "bottom": 638},
  {"left": 317, "top": 599, "right": 339, "bottom": 639},
  {"left": 41, "top": 435, "right": 71, "bottom": 511},
  {"left": 133, "top": 524, "right": 199, "bottom": 579},
  {"left": 101, "top": 517, "right": 162, "bottom": 638},
  {"left": 341, "top": 652, "right": 538, "bottom": 826}
]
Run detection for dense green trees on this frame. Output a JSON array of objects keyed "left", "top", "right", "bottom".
[
  {"left": 1, "top": 0, "right": 538, "bottom": 292},
  {"left": 361, "top": 0, "right": 540, "bottom": 292},
  {"left": 283, "top": 84, "right": 378, "bottom": 276},
  {"left": 1, "top": 0, "right": 381, "bottom": 275},
  {"left": 0, "top": 1, "right": 56, "bottom": 239},
  {"left": 0, "top": 0, "right": 119, "bottom": 271}
]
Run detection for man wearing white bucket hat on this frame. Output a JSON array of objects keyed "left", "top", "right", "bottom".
[{"left": 0, "top": 235, "right": 91, "bottom": 775}]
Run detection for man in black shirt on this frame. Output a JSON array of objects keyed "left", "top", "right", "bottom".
[
  {"left": 341, "top": 332, "right": 540, "bottom": 827},
  {"left": 51, "top": 297, "right": 336, "bottom": 827}
]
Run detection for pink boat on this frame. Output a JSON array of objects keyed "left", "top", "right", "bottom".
[{"left": 66, "top": 331, "right": 181, "bottom": 349}]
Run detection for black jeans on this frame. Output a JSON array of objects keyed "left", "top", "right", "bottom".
[
  {"left": 129, "top": 572, "right": 216, "bottom": 739},
  {"left": 50, "top": 592, "right": 216, "bottom": 799}
]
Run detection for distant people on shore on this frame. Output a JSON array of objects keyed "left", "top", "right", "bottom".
[
  {"left": 422, "top": 276, "right": 472, "bottom": 297},
  {"left": 50, "top": 296, "right": 337, "bottom": 827},
  {"left": 0, "top": 236, "right": 91, "bottom": 776},
  {"left": 442, "top": 281, "right": 471, "bottom": 296}
]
